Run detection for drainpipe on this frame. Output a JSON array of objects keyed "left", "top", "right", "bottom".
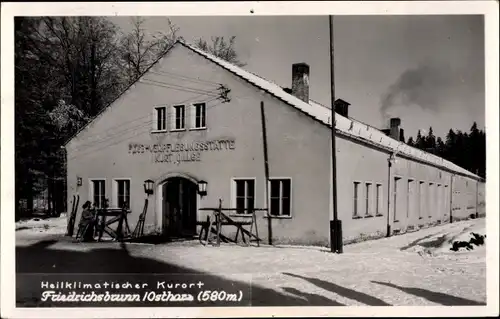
[
  {"left": 449, "top": 174, "right": 454, "bottom": 223},
  {"left": 386, "top": 153, "right": 396, "bottom": 237}
]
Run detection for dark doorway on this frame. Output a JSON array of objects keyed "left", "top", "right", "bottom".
[{"left": 161, "top": 177, "right": 198, "bottom": 238}]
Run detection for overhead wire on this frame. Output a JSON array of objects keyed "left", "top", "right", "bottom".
[
  {"left": 149, "top": 69, "right": 222, "bottom": 86},
  {"left": 69, "top": 89, "right": 254, "bottom": 161},
  {"left": 70, "top": 87, "right": 220, "bottom": 147}
]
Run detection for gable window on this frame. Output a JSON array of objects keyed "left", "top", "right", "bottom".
[
  {"left": 155, "top": 106, "right": 167, "bottom": 131},
  {"left": 90, "top": 179, "right": 106, "bottom": 209},
  {"left": 269, "top": 178, "right": 292, "bottom": 217},
  {"left": 234, "top": 179, "right": 255, "bottom": 214},
  {"left": 193, "top": 103, "right": 206, "bottom": 129},
  {"left": 173, "top": 105, "right": 185, "bottom": 130},
  {"left": 114, "top": 179, "right": 131, "bottom": 209}
]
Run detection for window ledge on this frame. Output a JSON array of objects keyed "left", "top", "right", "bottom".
[
  {"left": 418, "top": 217, "right": 423, "bottom": 220},
  {"left": 264, "top": 215, "right": 292, "bottom": 219},
  {"left": 364, "top": 214, "right": 374, "bottom": 218},
  {"left": 190, "top": 127, "right": 207, "bottom": 131},
  {"left": 170, "top": 128, "right": 186, "bottom": 132},
  {"left": 352, "top": 215, "right": 363, "bottom": 220},
  {"left": 375, "top": 214, "right": 384, "bottom": 217},
  {"left": 151, "top": 130, "right": 168, "bottom": 134},
  {"left": 394, "top": 219, "right": 400, "bottom": 223}
]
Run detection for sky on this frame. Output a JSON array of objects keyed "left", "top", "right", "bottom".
[{"left": 108, "top": 15, "right": 485, "bottom": 140}]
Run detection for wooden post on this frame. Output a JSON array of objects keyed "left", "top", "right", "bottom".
[
  {"left": 260, "top": 101, "right": 272, "bottom": 245},
  {"left": 216, "top": 199, "right": 222, "bottom": 246}
]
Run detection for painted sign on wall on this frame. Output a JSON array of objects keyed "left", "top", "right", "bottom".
[{"left": 128, "top": 138, "right": 236, "bottom": 165}]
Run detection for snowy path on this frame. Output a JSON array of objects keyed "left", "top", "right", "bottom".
[{"left": 15, "top": 217, "right": 486, "bottom": 306}]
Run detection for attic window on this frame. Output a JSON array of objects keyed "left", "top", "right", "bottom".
[
  {"left": 193, "top": 103, "right": 206, "bottom": 129},
  {"left": 172, "top": 105, "right": 185, "bottom": 130},
  {"left": 155, "top": 106, "right": 167, "bottom": 131}
]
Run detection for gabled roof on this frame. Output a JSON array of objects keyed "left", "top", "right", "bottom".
[
  {"left": 179, "top": 41, "right": 481, "bottom": 180},
  {"left": 66, "top": 40, "right": 482, "bottom": 181}
]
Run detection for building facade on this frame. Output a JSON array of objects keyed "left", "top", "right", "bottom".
[{"left": 65, "top": 41, "right": 486, "bottom": 246}]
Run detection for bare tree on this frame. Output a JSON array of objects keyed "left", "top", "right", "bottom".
[
  {"left": 119, "top": 17, "right": 180, "bottom": 84},
  {"left": 194, "top": 36, "right": 246, "bottom": 67}
]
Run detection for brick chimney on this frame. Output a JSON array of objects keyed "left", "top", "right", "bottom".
[
  {"left": 389, "top": 118, "right": 401, "bottom": 141},
  {"left": 334, "top": 99, "right": 350, "bottom": 117},
  {"left": 292, "top": 63, "right": 310, "bottom": 103}
]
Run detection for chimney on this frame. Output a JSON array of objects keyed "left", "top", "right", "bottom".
[
  {"left": 334, "top": 99, "right": 351, "bottom": 117},
  {"left": 292, "top": 63, "right": 310, "bottom": 103},
  {"left": 389, "top": 117, "right": 401, "bottom": 141}
]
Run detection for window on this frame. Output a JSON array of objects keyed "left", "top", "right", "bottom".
[
  {"left": 407, "top": 179, "right": 414, "bottom": 218},
  {"left": 269, "top": 179, "right": 292, "bottom": 217},
  {"left": 91, "top": 179, "right": 106, "bottom": 208},
  {"left": 418, "top": 181, "right": 425, "bottom": 219},
  {"left": 365, "top": 183, "right": 372, "bottom": 216},
  {"left": 353, "top": 182, "right": 361, "bottom": 217},
  {"left": 115, "top": 179, "right": 131, "bottom": 209},
  {"left": 444, "top": 185, "right": 449, "bottom": 216},
  {"left": 173, "top": 105, "right": 185, "bottom": 130},
  {"left": 193, "top": 103, "right": 206, "bottom": 129},
  {"left": 155, "top": 106, "right": 167, "bottom": 131},
  {"left": 376, "top": 184, "right": 383, "bottom": 215},
  {"left": 234, "top": 179, "right": 255, "bottom": 214},
  {"left": 428, "top": 183, "right": 434, "bottom": 217},
  {"left": 393, "top": 177, "right": 401, "bottom": 221},
  {"left": 437, "top": 184, "right": 442, "bottom": 218}
]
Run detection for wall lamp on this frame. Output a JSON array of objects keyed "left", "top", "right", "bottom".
[
  {"left": 144, "top": 179, "right": 154, "bottom": 196},
  {"left": 197, "top": 180, "right": 208, "bottom": 197}
]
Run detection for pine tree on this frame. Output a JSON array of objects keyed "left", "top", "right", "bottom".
[
  {"left": 426, "top": 127, "right": 437, "bottom": 154},
  {"left": 415, "top": 130, "right": 425, "bottom": 149},
  {"left": 407, "top": 136, "right": 415, "bottom": 147}
]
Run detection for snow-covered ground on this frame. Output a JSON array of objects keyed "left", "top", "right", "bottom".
[{"left": 15, "top": 216, "right": 487, "bottom": 306}]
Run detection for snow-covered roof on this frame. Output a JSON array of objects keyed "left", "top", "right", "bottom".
[{"left": 179, "top": 41, "right": 481, "bottom": 180}]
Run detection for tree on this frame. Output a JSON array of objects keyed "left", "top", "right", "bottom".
[
  {"left": 14, "top": 17, "right": 124, "bottom": 218},
  {"left": 415, "top": 130, "right": 425, "bottom": 149},
  {"left": 194, "top": 36, "right": 246, "bottom": 67},
  {"left": 36, "top": 17, "right": 125, "bottom": 117},
  {"left": 425, "top": 127, "right": 436, "bottom": 153},
  {"left": 436, "top": 137, "right": 445, "bottom": 157},
  {"left": 407, "top": 136, "right": 415, "bottom": 147},
  {"left": 119, "top": 17, "right": 180, "bottom": 85}
]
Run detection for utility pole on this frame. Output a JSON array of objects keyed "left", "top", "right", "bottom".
[{"left": 329, "top": 15, "right": 343, "bottom": 253}]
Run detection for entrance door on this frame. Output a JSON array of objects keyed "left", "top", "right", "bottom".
[{"left": 162, "top": 177, "right": 198, "bottom": 238}]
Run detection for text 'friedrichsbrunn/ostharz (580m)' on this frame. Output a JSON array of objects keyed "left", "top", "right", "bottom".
[
  {"left": 127, "top": 138, "right": 236, "bottom": 164},
  {"left": 38, "top": 280, "right": 245, "bottom": 304}
]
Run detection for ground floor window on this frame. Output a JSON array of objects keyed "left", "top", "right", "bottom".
[
  {"left": 365, "top": 182, "right": 372, "bottom": 216},
  {"left": 376, "top": 183, "right": 383, "bottom": 215},
  {"left": 114, "top": 179, "right": 131, "bottom": 209},
  {"left": 353, "top": 181, "right": 361, "bottom": 217},
  {"left": 91, "top": 179, "right": 106, "bottom": 208},
  {"left": 269, "top": 178, "right": 292, "bottom": 217},
  {"left": 234, "top": 179, "right": 255, "bottom": 214},
  {"left": 393, "top": 177, "right": 401, "bottom": 222}
]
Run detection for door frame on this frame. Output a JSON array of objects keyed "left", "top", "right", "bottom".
[{"left": 155, "top": 172, "right": 201, "bottom": 235}]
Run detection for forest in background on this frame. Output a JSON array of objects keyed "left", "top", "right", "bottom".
[
  {"left": 14, "top": 16, "right": 244, "bottom": 219},
  {"left": 404, "top": 123, "right": 486, "bottom": 180}
]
